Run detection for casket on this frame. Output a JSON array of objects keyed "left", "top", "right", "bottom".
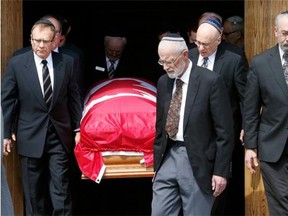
[{"left": 74, "top": 78, "right": 156, "bottom": 183}]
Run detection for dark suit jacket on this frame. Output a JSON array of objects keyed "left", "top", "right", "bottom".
[
  {"left": 189, "top": 46, "right": 248, "bottom": 134},
  {"left": 1, "top": 51, "right": 82, "bottom": 157},
  {"left": 13, "top": 46, "right": 85, "bottom": 102},
  {"left": 244, "top": 45, "right": 288, "bottom": 163},
  {"left": 1, "top": 107, "right": 14, "bottom": 216},
  {"left": 13, "top": 46, "right": 81, "bottom": 73},
  {"left": 154, "top": 65, "right": 234, "bottom": 194},
  {"left": 220, "top": 40, "right": 245, "bottom": 57},
  {"left": 189, "top": 40, "right": 248, "bottom": 65},
  {"left": 85, "top": 50, "right": 142, "bottom": 90}
]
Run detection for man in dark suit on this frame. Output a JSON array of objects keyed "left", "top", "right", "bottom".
[
  {"left": 223, "top": 16, "right": 244, "bottom": 49},
  {"left": 1, "top": 19, "right": 82, "bottom": 215},
  {"left": 151, "top": 33, "right": 234, "bottom": 215},
  {"left": 13, "top": 15, "right": 85, "bottom": 103},
  {"left": 188, "top": 18, "right": 248, "bottom": 215},
  {"left": 244, "top": 11, "right": 288, "bottom": 215},
  {"left": 1, "top": 107, "right": 14, "bottom": 216},
  {"left": 191, "top": 11, "right": 247, "bottom": 63},
  {"left": 85, "top": 34, "right": 141, "bottom": 90}
]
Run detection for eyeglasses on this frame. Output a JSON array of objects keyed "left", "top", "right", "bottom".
[
  {"left": 31, "top": 38, "right": 53, "bottom": 45},
  {"left": 195, "top": 37, "right": 219, "bottom": 48},
  {"left": 158, "top": 51, "right": 183, "bottom": 66},
  {"left": 223, "top": 31, "right": 238, "bottom": 36}
]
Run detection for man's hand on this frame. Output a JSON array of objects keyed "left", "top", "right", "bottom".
[
  {"left": 239, "top": 129, "right": 244, "bottom": 145},
  {"left": 3, "top": 138, "right": 13, "bottom": 156},
  {"left": 211, "top": 175, "right": 227, "bottom": 197},
  {"left": 75, "top": 132, "right": 80, "bottom": 144},
  {"left": 11, "top": 132, "right": 16, "bottom": 141},
  {"left": 245, "top": 149, "right": 258, "bottom": 174}
]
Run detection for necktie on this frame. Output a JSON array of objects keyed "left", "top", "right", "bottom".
[
  {"left": 108, "top": 60, "right": 115, "bottom": 78},
  {"left": 42, "top": 60, "right": 53, "bottom": 107},
  {"left": 165, "top": 79, "right": 184, "bottom": 139},
  {"left": 201, "top": 57, "right": 209, "bottom": 68},
  {"left": 283, "top": 52, "right": 288, "bottom": 86}
]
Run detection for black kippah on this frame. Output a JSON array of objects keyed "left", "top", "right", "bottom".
[{"left": 34, "top": 19, "right": 55, "bottom": 28}]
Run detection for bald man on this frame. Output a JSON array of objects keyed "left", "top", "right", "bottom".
[
  {"left": 189, "top": 18, "right": 248, "bottom": 215},
  {"left": 196, "top": 12, "right": 246, "bottom": 60}
]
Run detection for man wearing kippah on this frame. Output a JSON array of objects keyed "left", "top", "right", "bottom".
[
  {"left": 223, "top": 16, "right": 244, "bottom": 49},
  {"left": 152, "top": 33, "right": 234, "bottom": 216},
  {"left": 189, "top": 18, "right": 248, "bottom": 215},
  {"left": 197, "top": 11, "right": 246, "bottom": 58}
]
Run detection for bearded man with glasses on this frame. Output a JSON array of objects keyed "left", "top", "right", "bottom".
[{"left": 152, "top": 33, "right": 233, "bottom": 216}]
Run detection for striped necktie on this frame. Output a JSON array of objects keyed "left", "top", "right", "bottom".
[
  {"left": 201, "top": 57, "right": 209, "bottom": 68},
  {"left": 42, "top": 60, "right": 53, "bottom": 107},
  {"left": 108, "top": 60, "right": 115, "bottom": 78}
]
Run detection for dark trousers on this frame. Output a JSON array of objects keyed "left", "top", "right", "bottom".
[
  {"left": 20, "top": 129, "right": 72, "bottom": 216},
  {"left": 261, "top": 147, "right": 288, "bottom": 216}
]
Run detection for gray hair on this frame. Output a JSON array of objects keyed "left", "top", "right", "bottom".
[
  {"left": 275, "top": 11, "right": 288, "bottom": 28},
  {"left": 104, "top": 36, "right": 127, "bottom": 46}
]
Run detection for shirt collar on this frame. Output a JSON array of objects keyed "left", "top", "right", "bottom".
[
  {"left": 200, "top": 50, "right": 217, "bottom": 63},
  {"left": 279, "top": 45, "right": 286, "bottom": 62},
  {"left": 34, "top": 53, "right": 52, "bottom": 66},
  {"left": 106, "top": 57, "right": 119, "bottom": 64}
]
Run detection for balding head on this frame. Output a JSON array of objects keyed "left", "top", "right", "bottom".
[
  {"left": 196, "top": 23, "right": 221, "bottom": 57},
  {"left": 198, "top": 22, "right": 221, "bottom": 39}
]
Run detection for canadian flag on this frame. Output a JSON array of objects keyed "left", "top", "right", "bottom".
[{"left": 74, "top": 77, "right": 156, "bottom": 183}]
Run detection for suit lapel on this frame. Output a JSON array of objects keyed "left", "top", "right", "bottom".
[
  {"left": 51, "top": 52, "right": 65, "bottom": 108},
  {"left": 268, "top": 46, "right": 288, "bottom": 99},
  {"left": 23, "top": 51, "right": 47, "bottom": 109},
  {"left": 213, "top": 47, "right": 225, "bottom": 75},
  {"left": 164, "top": 78, "right": 174, "bottom": 117},
  {"left": 183, "top": 66, "right": 200, "bottom": 129},
  {"left": 189, "top": 47, "right": 224, "bottom": 75}
]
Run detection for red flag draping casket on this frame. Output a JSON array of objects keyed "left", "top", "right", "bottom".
[{"left": 74, "top": 78, "right": 156, "bottom": 183}]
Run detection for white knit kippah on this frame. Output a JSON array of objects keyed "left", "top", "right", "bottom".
[{"left": 162, "top": 33, "right": 185, "bottom": 42}]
